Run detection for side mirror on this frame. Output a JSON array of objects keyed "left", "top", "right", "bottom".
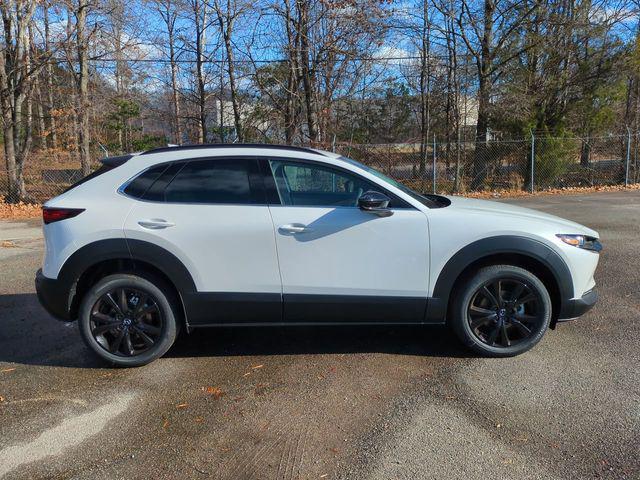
[{"left": 358, "top": 191, "right": 393, "bottom": 217}]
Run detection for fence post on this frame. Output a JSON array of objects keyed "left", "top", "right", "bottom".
[
  {"left": 530, "top": 130, "right": 535, "bottom": 193},
  {"left": 432, "top": 134, "right": 436, "bottom": 194},
  {"left": 625, "top": 127, "right": 631, "bottom": 187}
]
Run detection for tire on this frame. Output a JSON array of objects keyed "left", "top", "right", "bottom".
[
  {"left": 450, "top": 265, "right": 552, "bottom": 357},
  {"left": 78, "top": 273, "right": 179, "bottom": 367}
]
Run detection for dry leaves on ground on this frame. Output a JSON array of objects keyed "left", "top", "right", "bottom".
[
  {"left": 202, "top": 386, "right": 225, "bottom": 399},
  {"left": 0, "top": 199, "right": 41, "bottom": 220},
  {"left": 465, "top": 183, "right": 640, "bottom": 199}
]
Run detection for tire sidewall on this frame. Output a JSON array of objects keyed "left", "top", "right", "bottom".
[
  {"left": 78, "top": 274, "right": 178, "bottom": 367},
  {"left": 452, "top": 265, "right": 552, "bottom": 357}
]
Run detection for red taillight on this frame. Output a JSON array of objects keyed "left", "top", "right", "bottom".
[{"left": 42, "top": 207, "right": 85, "bottom": 224}]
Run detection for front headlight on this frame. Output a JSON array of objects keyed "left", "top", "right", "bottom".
[{"left": 556, "top": 234, "right": 602, "bottom": 252}]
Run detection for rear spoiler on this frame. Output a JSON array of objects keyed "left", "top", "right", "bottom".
[{"left": 100, "top": 154, "right": 135, "bottom": 168}]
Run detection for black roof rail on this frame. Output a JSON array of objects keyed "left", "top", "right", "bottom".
[
  {"left": 139, "top": 143, "right": 327, "bottom": 157},
  {"left": 100, "top": 154, "right": 134, "bottom": 167}
]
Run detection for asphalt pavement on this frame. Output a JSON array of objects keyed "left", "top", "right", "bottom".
[{"left": 0, "top": 191, "right": 638, "bottom": 480}]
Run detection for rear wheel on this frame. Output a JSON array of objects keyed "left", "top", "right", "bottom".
[
  {"left": 450, "top": 265, "right": 551, "bottom": 357},
  {"left": 78, "top": 273, "right": 178, "bottom": 367}
]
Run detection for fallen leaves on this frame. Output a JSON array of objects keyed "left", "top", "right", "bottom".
[
  {"left": 1, "top": 240, "right": 17, "bottom": 248},
  {"left": 202, "top": 386, "right": 225, "bottom": 399},
  {"left": 0, "top": 395, "right": 4, "bottom": 403},
  {"left": 465, "top": 182, "right": 640, "bottom": 199},
  {"left": 0, "top": 200, "right": 41, "bottom": 220}
]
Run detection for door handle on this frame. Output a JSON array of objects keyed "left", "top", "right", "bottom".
[
  {"left": 279, "top": 223, "right": 309, "bottom": 234},
  {"left": 138, "top": 219, "right": 175, "bottom": 230}
]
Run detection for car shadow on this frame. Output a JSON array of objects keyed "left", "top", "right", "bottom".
[
  {"left": 0, "top": 293, "right": 471, "bottom": 368},
  {"left": 167, "top": 324, "right": 470, "bottom": 359}
]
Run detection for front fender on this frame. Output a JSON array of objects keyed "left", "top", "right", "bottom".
[{"left": 425, "top": 235, "right": 574, "bottom": 324}]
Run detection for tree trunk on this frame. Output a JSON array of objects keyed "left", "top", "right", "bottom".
[
  {"left": 224, "top": 29, "right": 242, "bottom": 142},
  {"left": 418, "top": 0, "right": 431, "bottom": 177},
  {"left": 470, "top": 0, "right": 495, "bottom": 191},
  {"left": 44, "top": 4, "right": 57, "bottom": 149},
  {"left": 580, "top": 137, "right": 591, "bottom": 166},
  {"left": 168, "top": 26, "right": 181, "bottom": 143},
  {"left": 76, "top": 1, "right": 91, "bottom": 175},
  {"left": 194, "top": 0, "right": 208, "bottom": 143},
  {"left": 283, "top": 0, "right": 300, "bottom": 144},
  {"left": 0, "top": 0, "right": 37, "bottom": 202},
  {"left": 297, "top": 0, "right": 319, "bottom": 144}
]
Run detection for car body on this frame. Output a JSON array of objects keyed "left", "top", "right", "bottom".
[{"left": 35, "top": 144, "right": 601, "bottom": 366}]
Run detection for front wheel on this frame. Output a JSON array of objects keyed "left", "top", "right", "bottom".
[
  {"left": 78, "top": 273, "right": 179, "bottom": 367},
  {"left": 450, "top": 265, "right": 552, "bottom": 357}
]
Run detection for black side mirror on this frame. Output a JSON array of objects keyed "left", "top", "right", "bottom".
[{"left": 358, "top": 191, "right": 393, "bottom": 217}]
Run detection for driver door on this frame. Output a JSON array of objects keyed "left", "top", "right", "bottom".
[{"left": 265, "top": 158, "right": 430, "bottom": 323}]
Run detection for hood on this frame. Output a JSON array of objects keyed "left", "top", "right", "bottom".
[{"left": 444, "top": 196, "right": 599, "bottom": 237}]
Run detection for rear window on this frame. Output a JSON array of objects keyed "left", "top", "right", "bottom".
[
  {"left": 63, "top": 165, "right": 113, "bottom": 194},
  {"left": 64, "top": 154, "right": 133, "bottom": 195}
]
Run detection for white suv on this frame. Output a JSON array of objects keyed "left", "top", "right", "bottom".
[{"left": 35, "top": 144, "right": 601, "bottom": 366}]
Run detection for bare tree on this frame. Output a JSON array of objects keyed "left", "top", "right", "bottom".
[
  {"left": 455, "top": 0, "right": 538, "bottom": 188},
  {"left": 154, "top": 0, "right": 183, "bottom": 144},
  {"left": 0, "top": 0, "right": 38, "bottom": 201},
  {"left": 211, "top": 0, "right": 246, "bottom": 141},
  {"left": 66, "top": 0, "right": 96, "bottom": 174},
  {"left": 43, "top": 1, "right": 58, "bottom": 149}
]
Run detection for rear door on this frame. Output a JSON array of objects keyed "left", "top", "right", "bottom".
[
  {"left": 123, "top": 156, "right": 282, "bottom": 325},
  {"left": 263, "top": 158, "right": 430, "bottom": 323}
]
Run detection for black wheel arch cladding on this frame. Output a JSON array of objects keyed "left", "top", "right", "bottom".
[
  {"left": 56, "top": 238, "right": 196, "bottom": 320},
  {"left": 426, "top": 235, "right": 574, "bottom": 324}
]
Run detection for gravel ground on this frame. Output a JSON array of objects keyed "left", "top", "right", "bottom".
[{"left": 0, "top": 191, "right": 638, "bottom": 480}]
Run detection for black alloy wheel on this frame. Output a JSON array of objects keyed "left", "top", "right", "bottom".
[
  {"left": 467, "top": 278, "right": 544, "bottom": 348},
  {"left": 89, "top": 287, "right": 163, "bottom": 356},
  {"left": 450, "top": 265, "right": 552, "bottom": 357},
  {"left": 79, "top": 273, "right": 178, "bottom": 367}
]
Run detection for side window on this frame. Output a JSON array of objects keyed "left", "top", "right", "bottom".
[
  {"left": 122, "top": 164, "right": 169, "bottom": 199},
  {"left": 269, "top": 160, "right": 381, "bottom": 207},
  {"left": 163, "top": 158, "right": 254, "bottom": 204}
]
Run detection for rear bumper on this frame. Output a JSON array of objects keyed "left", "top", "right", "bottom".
[
  {"left": 558, "top": 288, "right": 598, "bottom": 322},
  {"left": 35, "top": 269, "right": 73, "bottom": 321}
]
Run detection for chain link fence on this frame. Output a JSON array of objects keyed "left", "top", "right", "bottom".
[
  {"left": 1, "top": 133, "right": 639, "bottom": 204},
  {"left": 339, "top": 133, "right": 639, "bottom": 195}
]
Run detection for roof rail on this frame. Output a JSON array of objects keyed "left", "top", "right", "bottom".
[{"left": 139, "top": 143, "right": 327, "bottom": 157}]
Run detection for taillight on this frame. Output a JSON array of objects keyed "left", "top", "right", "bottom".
[{"left": 42, "top": 207, "right": 85, "bottom": 224}]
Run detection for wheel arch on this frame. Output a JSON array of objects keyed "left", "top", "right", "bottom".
[
  {"left": 426, "top": 236, "right": 573, "bottom": 327},
  {"left": 58, "top": 239, "right": 195, "bottom": 326}
]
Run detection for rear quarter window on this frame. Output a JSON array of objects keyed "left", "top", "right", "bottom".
[{"left": 122, "top": 164, "right": 170, "bottom": 199}]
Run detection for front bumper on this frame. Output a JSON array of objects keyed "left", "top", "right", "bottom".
[
  {"left": 557, "top": 288, "right": 598, "bottom": 322},
  {"left": 35, "top": 268, "right": 73, "bottom": 321}
]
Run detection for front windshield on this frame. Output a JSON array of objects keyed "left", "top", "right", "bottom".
[{"left": 339, "top": 156, "right": 446, "bottom": 208}]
